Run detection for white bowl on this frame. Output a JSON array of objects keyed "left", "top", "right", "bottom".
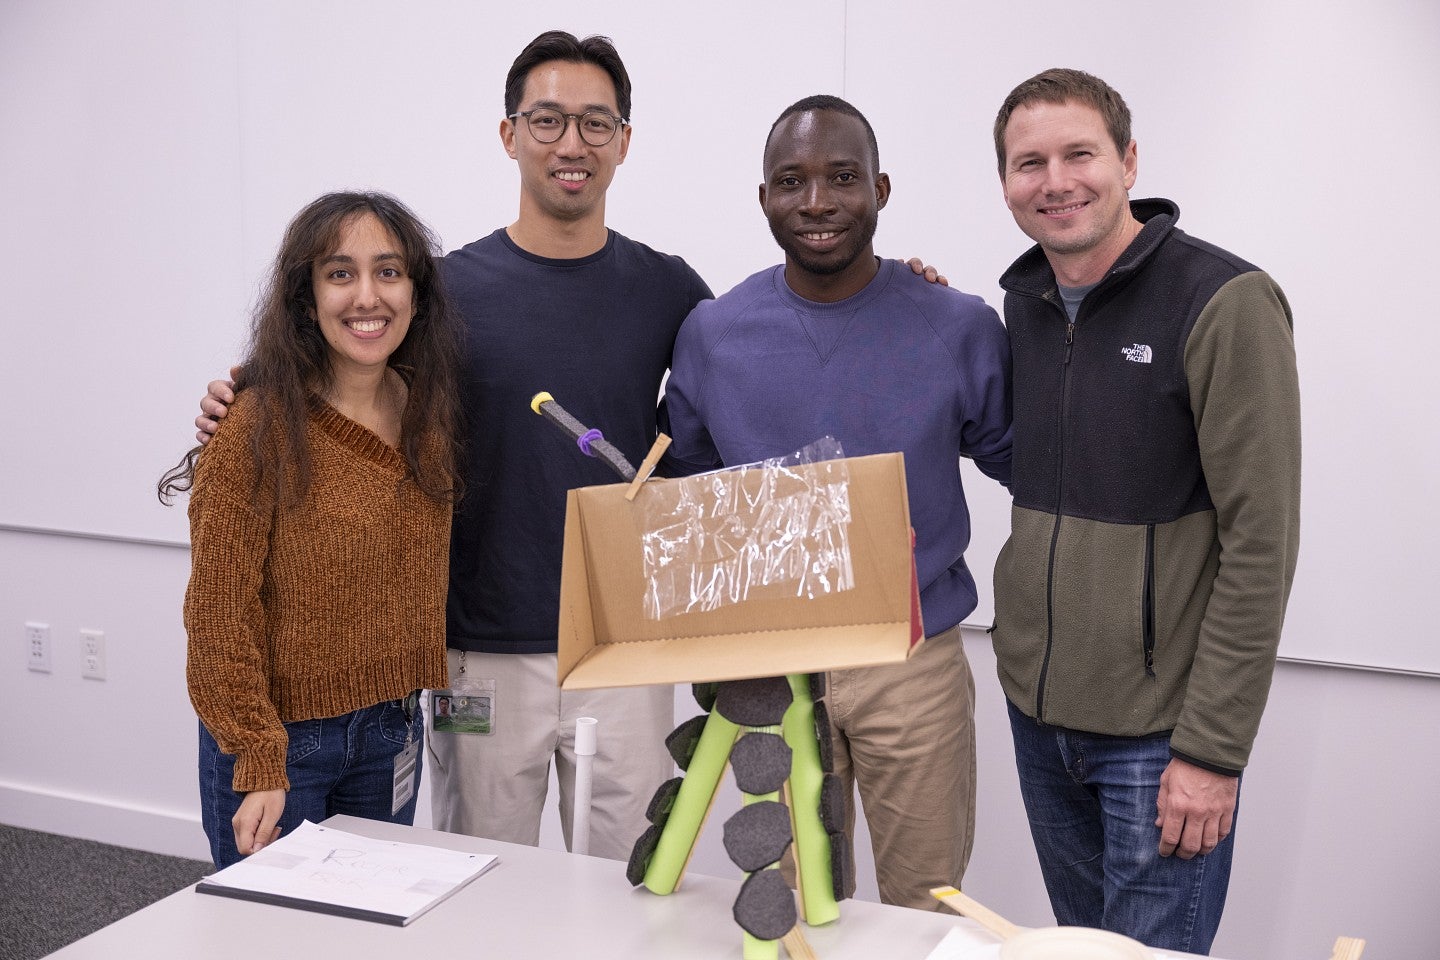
[{"left": 999, "top": 926, "right": 1153, "bottom": 960}]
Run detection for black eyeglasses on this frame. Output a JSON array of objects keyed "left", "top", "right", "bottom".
[{"left": 509, "top": 108, "right": 627, "bottom": 147}]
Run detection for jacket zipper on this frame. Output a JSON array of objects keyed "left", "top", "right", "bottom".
[
  {"left": 1143, "top": 523, "right": 1156, "bottom": 676},
  {"left": 1037, "top": 312, "right": 1075, "bottom": 721}
]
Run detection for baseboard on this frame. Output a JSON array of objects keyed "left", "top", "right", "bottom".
[{"left": 0, "top": 782, "right": 211, "bottom": 861}]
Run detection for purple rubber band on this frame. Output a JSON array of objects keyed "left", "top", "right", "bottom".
[{"left": 577, "top": 428, "right": 603, "bottom": 457}]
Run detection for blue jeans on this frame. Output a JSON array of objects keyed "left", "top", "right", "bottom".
[
  {"left": 198, "top": 696, "right": 423, "bottom": 869},
  {"left": 1006, "top": 700, "right": 1236, "bottom": 954}
]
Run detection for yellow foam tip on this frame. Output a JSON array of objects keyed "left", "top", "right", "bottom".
[
  {"left": 931, "top": 886, "right": 960, "bottom": 899},
  {"left": 530, "top": 391, "right": 554, "bottom": 414}
]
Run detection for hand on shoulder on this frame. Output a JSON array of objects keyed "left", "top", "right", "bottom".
[{"left": 195, "top": 366, "right": 241, "bottom": 445}]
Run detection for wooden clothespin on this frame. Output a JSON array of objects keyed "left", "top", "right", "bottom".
[{"left": 625, "top": 433, "right": 672, "bottom": 501}]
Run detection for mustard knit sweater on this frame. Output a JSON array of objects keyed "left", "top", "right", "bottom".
[{"left": 184, "top": 392, "right": 451, "bottom": 793}]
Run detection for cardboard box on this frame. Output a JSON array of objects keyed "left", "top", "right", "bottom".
[{"left": 557, "top": 452, "right": 922, "bottom": 690}]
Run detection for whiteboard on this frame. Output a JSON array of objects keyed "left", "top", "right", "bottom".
[{"left": 2, "top": 0, "right": 1436, "bottom": 674}]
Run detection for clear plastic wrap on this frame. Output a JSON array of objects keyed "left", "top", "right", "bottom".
[{"left": 640, "top": 438, "right": 854, "bottom": 619}]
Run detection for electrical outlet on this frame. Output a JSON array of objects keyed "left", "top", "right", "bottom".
[
  {"left": 26, "top": 622, "right": 52, "bottom": 673},
  {"left": 81, "top": 628, "right": 106, "bottom": 680}
]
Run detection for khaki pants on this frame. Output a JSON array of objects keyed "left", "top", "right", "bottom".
[
  {"left": 426, "top": 649, "right": 675, "bottom": 861},
  {"left": 826, "top": 625, "right": 976, "bottom": 910}
]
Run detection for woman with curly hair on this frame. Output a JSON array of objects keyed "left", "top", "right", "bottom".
[{"left": 160, "top": 191, "right": 463, "bottom": 868}]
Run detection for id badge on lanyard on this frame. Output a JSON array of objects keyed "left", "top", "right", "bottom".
[
  {"left": 391, "top": 691, "right": 420, "bottom": 814},
  {"left": 430, "top": 650, "right": 496, "bottom": 735}
]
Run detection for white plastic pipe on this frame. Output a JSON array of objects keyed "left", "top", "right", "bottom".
[{"left": 572, "top": 716, "right": 598, "bottom": 856}]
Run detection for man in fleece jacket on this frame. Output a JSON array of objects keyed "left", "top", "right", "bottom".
[{"left": 991, "top": 68, "right": 1300, "bottom": 954}]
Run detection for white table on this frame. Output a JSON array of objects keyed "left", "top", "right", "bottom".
[{"left": 44, "top": 815, "right": 1205, "bottom": 959}]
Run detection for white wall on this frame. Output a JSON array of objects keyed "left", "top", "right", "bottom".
[
  {"left": 5, "top": 0, "right": 1437, "bottom": 672},
  {"left": 3, "top": 1, "right": 1439, "bottom": 957}
]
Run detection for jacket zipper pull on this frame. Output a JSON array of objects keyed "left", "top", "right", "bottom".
[{"left": 1064, "top": 321, "right": 1075, "bottom": 364}]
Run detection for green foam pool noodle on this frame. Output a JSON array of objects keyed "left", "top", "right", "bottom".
[
  {"left": 642, "top": 709, "right": 740, "bottom": 895},
  {"left": 743, "top": 930, "right": 780, "bottom": 960}
]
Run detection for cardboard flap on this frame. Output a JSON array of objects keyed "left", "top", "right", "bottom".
[
  {"left": 558, "top": 453, "right": 917, "bottom": 689},
  {"left": 563, "top": 622, "right": 914, "bottom": 690}
]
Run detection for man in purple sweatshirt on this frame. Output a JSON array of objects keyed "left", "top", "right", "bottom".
[{"left": 660, "top": 95, "right": 1012, "bottom": 910}]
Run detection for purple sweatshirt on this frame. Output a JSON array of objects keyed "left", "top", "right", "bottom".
[{"left": 660, "top": 258, "right": 1013, "bottom": 634}]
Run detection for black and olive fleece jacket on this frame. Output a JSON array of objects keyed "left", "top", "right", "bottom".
[{"left": 992, "top": 198, "right": 1300, "bottom": 776}]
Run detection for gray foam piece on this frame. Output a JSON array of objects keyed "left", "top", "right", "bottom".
[
  {"left": 535, "top": 398, "right": 637, "bottom": 481},
  {"left": 715, "top": 676, "right": 793, "bottom": 728},
  {"left": 722, "top": 800, "right": 793, "bottom": 872},
  {"left": 812, "top": 699, "right": 834, "bottom": 772},
  {"left": 828, "top": 829, "right": 853, "bottom": 901},
  {"left": 731, "top": 732, "right": 792, "bottom": 796},
  {"left": 808, "top": 672, "right": 826, "bottom": 701},
  {"left": 665, "top": 714, "right": 708, "bottom": 771},
  {"left": 693, "top": 682, "right": 718, "bottom": 712},
  {"left": 646, "top": 776, "right": 683, "bottom": 825},
  {"left": 819, "top": 773, "right": 846, "bottom": 834},
  {"left": 626, "top": 822, "right": 662, "bottom": 886},
  {"left": 733, "top": 869, "right": 797, "bottom": 941}
]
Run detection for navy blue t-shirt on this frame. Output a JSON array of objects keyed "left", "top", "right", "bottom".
[{"left": 439, "top": 229, "right": 711, "bottom": 654}]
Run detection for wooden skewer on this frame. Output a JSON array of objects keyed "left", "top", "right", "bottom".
[
  {"left": 782, "top": 925, "right": 818, "bottom": 960},
  {"left": 929, "top": 886, "right": 1022, "bottom": 941},
  {"left": 781, "top": 779, "right": 811, "bottom": 922},
  {"left": 1329, "top": 936, "right": 1366, "bottom": 960},
  {"left": 625, "top": 433, "right": 672, "bottom": 501}
]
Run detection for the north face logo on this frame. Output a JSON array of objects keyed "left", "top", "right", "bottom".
[{"left": 1121, "top": 343, "right": 1153, "bottom": 364}]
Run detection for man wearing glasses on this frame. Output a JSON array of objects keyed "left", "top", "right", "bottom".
[{"left": 424, "top": 31, "right": 711, "bottom": 858}]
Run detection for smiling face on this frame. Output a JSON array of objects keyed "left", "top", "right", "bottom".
[
  {"left": 502, "top": 59, "right": 631, "bottom": 233},
  {"left": 311, "top": 213, "right": 414, "bottom": 378},
  {"left": 1001, "top": 99, "right": 1140, "bottom": 285},
  {"left": 760, "top": 109, "right": 890, "bottom": 303}
]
